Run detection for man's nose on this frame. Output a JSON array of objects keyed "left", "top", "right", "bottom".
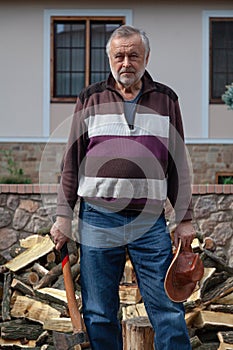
[{"left": 122, "top": 55, "right": 130, "bottom": 67}]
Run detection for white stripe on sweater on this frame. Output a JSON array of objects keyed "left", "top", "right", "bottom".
[
  {"left": 78, "top": 176, "right": 167, "bottom": 200},
  {"left": 85, "top": 113, "right": 170, "bottom": 138}
]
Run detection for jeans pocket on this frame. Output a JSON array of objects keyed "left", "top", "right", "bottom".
[{"left": 82, "top": 201, "right": 99, "bottom": 212}]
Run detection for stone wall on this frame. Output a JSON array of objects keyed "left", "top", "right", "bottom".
[
  {"left": 0, "top": 184, "right": 232, "bottom": 266},
  {"left": 0, "top": 143, "right": 233, "bottom": 184}
]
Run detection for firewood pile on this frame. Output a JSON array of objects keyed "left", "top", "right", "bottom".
[
  {"left": 1, "top": 233, "right": 233, "bottom": 349},
  {"left": 0, "top": 233, "right": 83, "bottom": 349}
]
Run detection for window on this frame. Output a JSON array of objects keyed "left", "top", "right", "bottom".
[
  {"left": 51, "top": 17, "right": 125, "bottom": 102},
  {"left": 210, "top": 18, "right": 233, "bottom": 103}
]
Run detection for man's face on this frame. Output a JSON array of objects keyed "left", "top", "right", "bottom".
[{"left": 109, "top": 34, "right": 149, "bottom": 88}]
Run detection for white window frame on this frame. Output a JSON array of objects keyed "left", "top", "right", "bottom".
[
  {"left": 43, "top": 9, "right": 132, "bottom": 141},
  {"left": 190, "top": 10, "right": 233, "bottom": 145}
]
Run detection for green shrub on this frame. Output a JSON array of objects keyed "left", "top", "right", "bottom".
[
  {"left": 222, "top": 83, "right": 233, "bottom": 110},
  {"left": 0, "top": 150, "right": 31, "bottom": 184}
]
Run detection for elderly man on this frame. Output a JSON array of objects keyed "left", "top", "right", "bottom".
[{"left": 51, "top": 25, "right": 194, "bottom": 350}]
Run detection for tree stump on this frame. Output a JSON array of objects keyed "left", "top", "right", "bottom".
[{"left": 122, "top": 316, "right": 154, "bottom": 350}]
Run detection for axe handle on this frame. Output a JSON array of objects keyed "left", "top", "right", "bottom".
[{"left": 61, "top": 242, "right": 84, "bottom": 333}]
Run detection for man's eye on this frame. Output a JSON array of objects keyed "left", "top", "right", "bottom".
[
  {"left": 130, "top": 54, "right": 138, "bottom": 59},
  {"left": 115, "top": 55, "right": 123, "bottom": 60}
]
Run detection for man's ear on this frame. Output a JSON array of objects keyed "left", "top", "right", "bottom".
[{"left": 145, "top": 51, "right": 150, "bottom": 65}]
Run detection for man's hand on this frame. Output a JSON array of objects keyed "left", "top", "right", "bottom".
[
  {"left": 174, "top": 220, "right": 196, "bottom": 248},
  {"left": 50, "top": 216, "right": 71, "bottom": 251}
]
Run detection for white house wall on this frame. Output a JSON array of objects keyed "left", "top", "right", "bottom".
[{"left": 1, "top": 0, "right": 233, "bottom": 142}]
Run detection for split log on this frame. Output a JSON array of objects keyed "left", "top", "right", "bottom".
[
  {"left": 193, "top": 310, "right": 233, "bottom": 329},
  {"left": 10, "top": 295, "right": 61, "bottom": 323},
  {"left": 122, "top": 303, "right": 147, "bottom": 320},
  {"left": 0, "top": 337, "right": 36, "bottom": 347},
  {"left": 212, "top": 291, "right": 233, "bottom": 305},
  {"left": 209, "top": 304, "right": 233, "bottom": 313},
  {"left": 1, "top": 319, "right": 43, "bottom": 340},
  {"left": 43, "top": 317, "right": 73, "bottom": 332},
  {"left": 33, "top": 253, "right": 77, "bottom": 290},
  {"left": 199, "top": 267, "right": 216, "bottom": 296},
  {"left": 122, "top": 258, "right": 136, "bottom": 284},
  {"left": 201, "top": 271, "right": 229, "bottom": 299},
  {"left": 11, "top": 278, "right": 35, "bottom": 296},
  {"left": 185, "top": 310, "right": 200, "bottom": 327},
  {"left": 2, "top": 271, "right": 12, "bottom": 321},
  {"left": 35, "top": 287, "right": 81, "bottom": 309},
  {"left": 31, "top": 262, "right": 49, "bottom": 278},
  {"left": 218, "top": 331, "right": 233, "bottom": 344},
  {"left": 122, "top": 316, "right": 154, "bottom": 350},
  {"left": 202, "top": 276, "right": 233, "bottom": 305},
  {"left": 20, "top": 234, "right": 44, "bottom": 248},
  {"left": 5, "top": 235, "right": 55, "bottom": 272},
  {"left": 218, "top": 344, "right": 233, "bottom": 350},
  {"left": 119, "top": 284, "right": 142, "bottom": 304}
]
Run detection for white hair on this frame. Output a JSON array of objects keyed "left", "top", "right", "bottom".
[{"left": 106, "top": 25, "right": 150, "bottom": 59}]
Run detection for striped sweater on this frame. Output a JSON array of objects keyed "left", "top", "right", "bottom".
[{"left": 56, "top": 71, "right": 193, "bottom": 222}]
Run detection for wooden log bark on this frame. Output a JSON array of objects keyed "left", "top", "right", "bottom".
[
  {"left": 190, "top": 335, "right": 202, "bottom": 348},
  {"left": 11, "top": 277, "right": 35, "bottom": 296},
  {"left": 0, "top": 337, "right": 37, "bottom": 347},
  {"left": 34, "top": 253, "right": 77, "bottom": 290},
  {"left": 218, "top": 331, "right": 233, "bottom": 344},
  {"left": 202, "top": 249, "right": 233, "bottom": 275},
  {"left": 31, "top": 262, "right": 49, "bottom": 277},
  {"left": 209, "top": 304, "right": 233, "bottom": 314},
  {"left": 2, "top": 271, "right": 12, "bottom": 321},
  {"left": 201, "top": 271, "right": 229, "bottom": 299},
  {"left": 17, "top": 271, "right": 40, "bottom": 286},
  {"left": 35, "top": 287, "right": 81, "bottom": 309},
  {"left": 35, "top": 330, "right": 51, "bottom": 346},
  {"left": 1, "top": 319, "right": 43, "bottom": 340},
  {"left": 202, "top": 276, "right": 233, "bottom": 305},
  {"left": 8, "top": 243, "right": 26, "bottom": 258},
  {"left": 52, "top": 263, "right": 80, "bottom": 290},
  {"left": 122, "top": 317, "right": 154, "bottom": 350}
]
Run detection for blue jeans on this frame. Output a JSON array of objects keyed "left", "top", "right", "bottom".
[{"left": 78, "top": 201, "right": 191, "bottom": 350}]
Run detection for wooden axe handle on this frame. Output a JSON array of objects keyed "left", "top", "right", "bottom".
[{"left": 61, "top": 242, "right": 84, "bottom": 333}]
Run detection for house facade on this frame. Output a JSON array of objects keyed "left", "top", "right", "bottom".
[{"left": 0, "top": 0, "right": 233, "bottom": 184}]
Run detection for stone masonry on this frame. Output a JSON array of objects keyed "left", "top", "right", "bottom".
[{"left": 0, "top": 184, "right": 232, "bottom": 267}]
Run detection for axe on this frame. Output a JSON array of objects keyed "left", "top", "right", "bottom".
[{"left": 53, "top": 242, "right": 89, "bottom": 349}]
